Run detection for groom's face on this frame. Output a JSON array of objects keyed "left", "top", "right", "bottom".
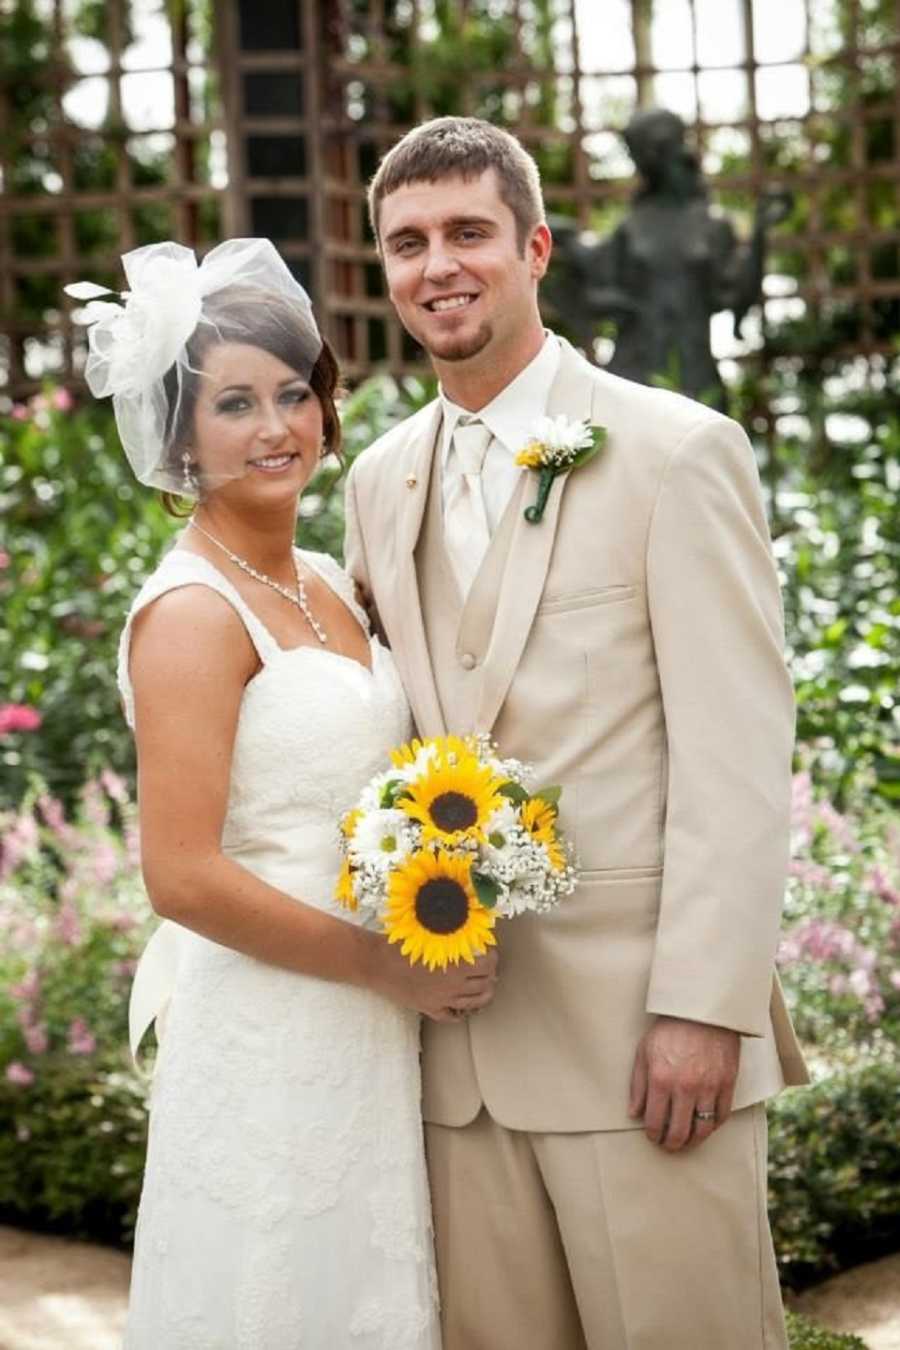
[{"left": 378, "top": 169, "right": 547, "bottom": 367}]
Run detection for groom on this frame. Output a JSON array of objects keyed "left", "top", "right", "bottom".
[{"left": 344, "top": 117, "right": 808, "bottom": 1350}]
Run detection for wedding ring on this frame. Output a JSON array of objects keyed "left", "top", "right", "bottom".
[{"left": 694, "top": 1108, "right": 716, "bottom": 1122}]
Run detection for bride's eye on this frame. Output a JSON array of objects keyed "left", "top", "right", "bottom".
[
  {"left": 280, "top": 386, "right": 310, "bottom": 406},
  {"left": 216, "top": 395, "right": 251, "bottom": 415}
]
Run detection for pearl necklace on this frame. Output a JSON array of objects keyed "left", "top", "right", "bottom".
[{"left": 189, "top": 518, "right": 328, "bottom": 645}]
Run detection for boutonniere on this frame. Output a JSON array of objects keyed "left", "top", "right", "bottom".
[{"left": 515, "top": 416, "right": 607, "bottom": 523}]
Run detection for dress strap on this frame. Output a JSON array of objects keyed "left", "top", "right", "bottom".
[{"left": 117, "top": 550, "right": 280, "bottom": 728}]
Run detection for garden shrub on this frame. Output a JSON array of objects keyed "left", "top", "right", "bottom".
[
  {"left": 0, "top": 772, "right": 153, "bottom": 1242},
  {"left": 784, "top": 1311, "right": 868, "bottom": 1350},
  {"left": 777, "top": 768, "right": 900, "bottom": 1063},
  {"left": 768, "top": 1063, "right": 900, "bottom": 1287}
]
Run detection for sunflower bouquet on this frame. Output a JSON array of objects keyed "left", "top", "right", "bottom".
[{"left": 335, "top": 734, "right": 576, "bottom": 970}]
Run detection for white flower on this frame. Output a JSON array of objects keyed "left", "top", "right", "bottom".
[
  {"left": 532, "top": 415, "right": 594, "bottom": 458},
  {"left": 350, "top": 809, "right": 417, "bottom": 870},
  {"left": 483, "top": 803, "right": 521, "bottom": 855},
  {"left": 395, "top": 741, "right": 439, "bottom": 784}
]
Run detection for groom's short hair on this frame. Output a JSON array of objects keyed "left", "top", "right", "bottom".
[{"left": 368, "top": 117, "right": 545, "bottom": 255}]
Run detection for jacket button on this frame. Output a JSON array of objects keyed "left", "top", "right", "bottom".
[{"left": 460, "top": 652, "right": 477, "bottom": 670}]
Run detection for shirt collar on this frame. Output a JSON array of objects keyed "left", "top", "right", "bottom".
[{"left": 439, "top": 332, "right": 561, "bottom": 466}]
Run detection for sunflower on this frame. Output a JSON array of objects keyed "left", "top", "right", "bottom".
[
  {"left": 390, "top": 734, "right": 474, "bottom": 775},
  {"left": 383, "top": 849, "right": 496, "bottom": 970},
  {"left": 400, "top": 746, "right": 507, "bottom": 847},
  {"left": 520, "top": 797, "right": 567, "bottom": 872},
  {"left": 340, "top": 807, "right": 363, "bottom": 840},
  {"left": 335, "top": 858, "right": 358, "bottom": 912}
]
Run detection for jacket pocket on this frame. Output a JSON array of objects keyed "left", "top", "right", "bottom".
[
  {"left": 577, "top": 865, "right": 663, "bottom": 884},
  {"left": 538, "top": 584, "right": 638, "bottom": 615}
]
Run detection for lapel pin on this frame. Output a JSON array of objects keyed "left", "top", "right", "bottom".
[{"left": 405, "top": 474, "right": 418, "bottom": 489}]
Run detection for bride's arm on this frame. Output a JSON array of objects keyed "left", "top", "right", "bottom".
[{"left": 129, "top": 585, "right": 496, "bottom": 1021}]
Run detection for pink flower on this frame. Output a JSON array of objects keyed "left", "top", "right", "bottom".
[
  {"left": 0, "top": 704, "right": 42, "bottom": 735},
  {"left": 80, "top": 780, "right": 110, "bottom": 828},
  {"left": 67, "top": 1018, "right": 96, "bottom": 1056},
  {"left": 849, "top": 967, "right": 874, "bottom": 999},
  {"left": 55, "top": 898, "right": 83, "bottom": 946},
  {"left": 867, "top": 866, "right": 900, "bottom": 907},
  {"left": 0, "top": 550, "right": 9, "bottom": 569},
  {"left": 5, "top": 1062, "right": 35, "bottom": 1086},
  {"left": 90, "top": 841, "right": 119, "bottom": 886},
  {"left": 99, "top": 768, "right": 128, "bottom": 803},
  {"left": 815, "top": 801, "right": 861, "bottom": 853},
  {"left": 37, "top": 794, "right": 75, "bottom": 844},
  {"left": 9, "top": 970, "right": 40, "bottom": 1002},
  {"left": 22, "top": 1022, "right": 48, "bottom": 1055},
  {"left": 51, "top": 388, "right": 73, "bottom": 412},
  {"left": 107, "top": 912, "right": 138, "bottom": 934},
  {"left": 10, "top": 404, "right": 29, "bottom": 421},
  {"left": 0, "top": 813, "right": 40, "bottom": 880}
]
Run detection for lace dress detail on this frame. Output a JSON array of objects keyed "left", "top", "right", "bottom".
[{"left": 119, "top": 546, "right": 439, "bottom": 1350}]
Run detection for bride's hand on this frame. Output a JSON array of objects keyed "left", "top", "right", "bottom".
[{"left": 370, "top": 939, "right": 499, "bottom": 1022}]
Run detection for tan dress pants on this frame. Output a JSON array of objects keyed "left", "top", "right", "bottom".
[{"left": 425, "top": 1104, "right": 787, "bottom": 1350}]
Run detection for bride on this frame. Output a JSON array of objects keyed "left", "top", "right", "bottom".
[{"left": 68, "top": 238, "right": 497, "bottom": 1348}]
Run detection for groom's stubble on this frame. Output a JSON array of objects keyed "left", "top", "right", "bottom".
[{"left": 425, "top": 318, "right": 494, "bottom": 365}]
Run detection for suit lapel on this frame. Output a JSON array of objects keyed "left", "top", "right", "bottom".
[
  {"left": 473, "top": 340, "right": 595, "bottom": 733},
  {"left": 386, "top": 403, "right": 448, "bottom": 738}
]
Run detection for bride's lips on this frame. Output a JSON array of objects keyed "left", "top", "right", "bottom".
[{"left": 247, "top": 452, "right": 298, "bottom": 474}]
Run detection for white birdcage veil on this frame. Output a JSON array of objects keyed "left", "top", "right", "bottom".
[{"left": 66, "top": 238, "right": 322, "bottom": 496}]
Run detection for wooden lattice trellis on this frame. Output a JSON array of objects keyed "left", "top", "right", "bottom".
[
  {"left": 0, "top": 0, "right": 226, "bottom": 395},
  {"left": 2, "top": 0, "right": 898, "bottom": 395}
]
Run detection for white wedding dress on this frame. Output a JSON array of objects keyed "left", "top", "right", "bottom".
[{"left": 118, "top": 546, "right": 440, "bottom": 1350}]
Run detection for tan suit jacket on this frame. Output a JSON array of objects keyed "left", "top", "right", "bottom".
[{"left": 344, "top": 337, "right": 809, "bottom": 1133}]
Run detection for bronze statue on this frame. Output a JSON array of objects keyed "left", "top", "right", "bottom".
[{"left": 547, "top": 109, "right": 791, "bottom": 408}]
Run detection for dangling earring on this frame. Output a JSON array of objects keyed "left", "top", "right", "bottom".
[{"left": 182, "top": 449, "right": 198, "bottom": 494}]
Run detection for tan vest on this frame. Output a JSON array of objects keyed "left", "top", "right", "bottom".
[{"left": 416, "top": 428, "right": 521, "bottom": 736}]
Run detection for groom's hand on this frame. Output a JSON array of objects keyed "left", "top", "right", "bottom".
[
  {"left": 370, "top": 938, "right": 499, "bottom": 1022},
  {"left": 628, "top": 1015, "right": 740, "bottom": 1151}
]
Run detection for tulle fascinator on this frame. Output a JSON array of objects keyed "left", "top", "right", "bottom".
[{"left": 65, "top": 238, "right": 322, "bottom": 496}]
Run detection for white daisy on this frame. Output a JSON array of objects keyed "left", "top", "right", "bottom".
[{"left": 349, "top": 809, "right": 417, "bottom": 870}]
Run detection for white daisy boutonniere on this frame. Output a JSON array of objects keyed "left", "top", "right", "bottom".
[{"left": 515, "top": 415, "right": 607, "bottom": 523}]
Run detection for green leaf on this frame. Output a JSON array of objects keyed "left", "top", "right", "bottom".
[
  {"left": 498, "top": 781, "right": 529, "bottom": 805},
  {"left": 570, "top": 425, "right": 607, "bottom": 469},
  {"left": 378, "top": 778, "right": 404, "bottom": 808},
  {"left": 471, "top": 871, "right": 499, "bottom": 909},
  {"left": 533, "top": 784, "right": 562, "bottom": 809}
]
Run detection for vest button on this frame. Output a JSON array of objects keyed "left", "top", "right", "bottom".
[{"left": 460, "top": 652, "right": 477, "bottom": 670}]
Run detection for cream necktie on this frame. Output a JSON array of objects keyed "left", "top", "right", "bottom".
[{"left": 444, "top": 417, "right": 492, "bottom": 597}]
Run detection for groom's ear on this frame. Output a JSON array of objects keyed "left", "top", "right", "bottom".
[{"left": 527, "top": 222, "right": 553, "bottom": 280}]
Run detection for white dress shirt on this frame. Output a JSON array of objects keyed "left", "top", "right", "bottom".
[{"left": 439, "top": 333, "right": 561, "bottom": 533}]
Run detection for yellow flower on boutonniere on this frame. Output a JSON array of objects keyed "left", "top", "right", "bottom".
[{"left": 515, "top": 414, "right": 607, "bottom": 523}]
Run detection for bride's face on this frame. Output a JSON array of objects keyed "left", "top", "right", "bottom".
[{"left": 189, "top": 342, "right": 324, "bottom": 505}]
